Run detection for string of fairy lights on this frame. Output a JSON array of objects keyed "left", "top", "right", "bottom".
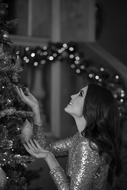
[{"left": 14, "top": 42, "right": 127, "bottom": 118}]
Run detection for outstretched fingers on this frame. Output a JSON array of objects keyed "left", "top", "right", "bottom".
[
  {"left": 23, "top": 143, "right": 38, "bottom": 157},
  {"left": 33, "top": 139, "right": 42, "bottom": 150},
  {"left": 29, "top": 139, "right": 40, "bottom": 151},
  {"left": 24, "top": 140, "right": 37, "bottom": 152},
  {"left": 15, "top": 86, "right": 26, "bottom": 100},
  {"left": 23, "top": 139, "right": 49, "bottom": 159}
]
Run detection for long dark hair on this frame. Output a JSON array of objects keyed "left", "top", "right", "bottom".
[{"left": 81, "top": 83, "right": 121, "bottom": 185}]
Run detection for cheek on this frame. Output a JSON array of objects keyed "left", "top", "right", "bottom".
[
  {"left": 76, "top": 104, "right": 84, "bottom": 116},
  {"left": 65, "top": 102, "right": 84, "bottom": 117}
]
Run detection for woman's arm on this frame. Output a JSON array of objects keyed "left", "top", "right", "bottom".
[
  {"left": 24, "top": 139, "right": 69, "bottom": 189},
  {"left": 24, "top": 139, "right": 100, "bottom": 190}
]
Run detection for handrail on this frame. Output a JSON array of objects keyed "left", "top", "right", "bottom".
[{"left": 10, "top": 35, "right": 49, "bottom": 47}]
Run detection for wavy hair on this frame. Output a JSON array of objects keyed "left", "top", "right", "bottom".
[{"left": 81, "top": 83, "right": 121, "bottom": 185}]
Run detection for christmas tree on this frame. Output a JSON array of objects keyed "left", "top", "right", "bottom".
[{"left": 0, "top": 2, "right": 35, "bottom": 190}]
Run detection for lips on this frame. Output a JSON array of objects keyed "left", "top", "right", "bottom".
[{"left": 68, "top": 101, "right": 73, "bottom": 105}]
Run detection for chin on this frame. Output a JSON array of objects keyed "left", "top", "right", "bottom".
[
  {"left": 64, "top": 106, "right": 69, "bottom": 113},
  {"left": 64, "top": 106, "right": 72, "bottom": 115}
]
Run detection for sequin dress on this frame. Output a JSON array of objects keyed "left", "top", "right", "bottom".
[{"left": 34, "top": 125, "right": 109, "bottom": 190}]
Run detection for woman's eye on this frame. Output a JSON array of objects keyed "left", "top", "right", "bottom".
[{"left": 79, "top": 90, "right": 84, "bottom": 97}]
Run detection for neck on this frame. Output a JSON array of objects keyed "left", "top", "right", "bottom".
[{"left": 74, "top": 116, "right": 86, "bottom": 133}]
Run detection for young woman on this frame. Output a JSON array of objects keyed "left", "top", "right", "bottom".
[{"left": 16, "top": 83, "right": 121, "bottom": 190}]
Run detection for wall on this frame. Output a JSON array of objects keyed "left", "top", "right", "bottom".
[{"left": 98, "top": 0, "right": 127, "bottom": 66}]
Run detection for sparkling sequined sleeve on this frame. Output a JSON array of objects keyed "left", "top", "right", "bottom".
[
  {"left": 50, "top": 141, "right": 100, "bottom": 190},
  {"left": 33, "top": 124, "right": 74, "bottom": 156}
]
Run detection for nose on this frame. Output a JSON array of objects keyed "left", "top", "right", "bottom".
[{"left": 71, "top": 93, "right": 77, "bottom": 99}]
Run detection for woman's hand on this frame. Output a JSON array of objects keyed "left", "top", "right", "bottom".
[
  {"left": 15, "top": 86, "right": 39, "bottom": 111},
  {"left": 23, "top": 139, "right": 50, "bottom": 159},
  {"left": 21, "top": 119, "right": 33, "bottom": 142},
  {"left": 15, "top": 86, "right": 42, "bottom": 125},
  {"left": 24, "top": 139, "right": 60, "bottom": 170}
]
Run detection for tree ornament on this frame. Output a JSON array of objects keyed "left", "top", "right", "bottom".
[
  {"left": 21, "top": 119, "right": 33, "bottom": 142},
  {"left": 1, "top": 85, "right": 5, "bottom": 93},
  {"left": 0, "top": 8, "right": 6, "bottom": 17},
  {"left": 3, "top": 31, "right": 9, "bottom": 40},
  {"left": 6, "top": 98, "right": 13, "bottom": 107},
  {"left": 0, "top": 3, "right": 8, "bottom": 17},
  {"left": 14, "top": 125, "right": 21, "bottom": 136},
  {"left": 0, "top": 126, "right": 13, "bottom": 151}
]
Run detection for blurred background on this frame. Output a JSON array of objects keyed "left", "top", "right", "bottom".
[{"left": 1, "top": 0, "right": 127, "bottom": 189}]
